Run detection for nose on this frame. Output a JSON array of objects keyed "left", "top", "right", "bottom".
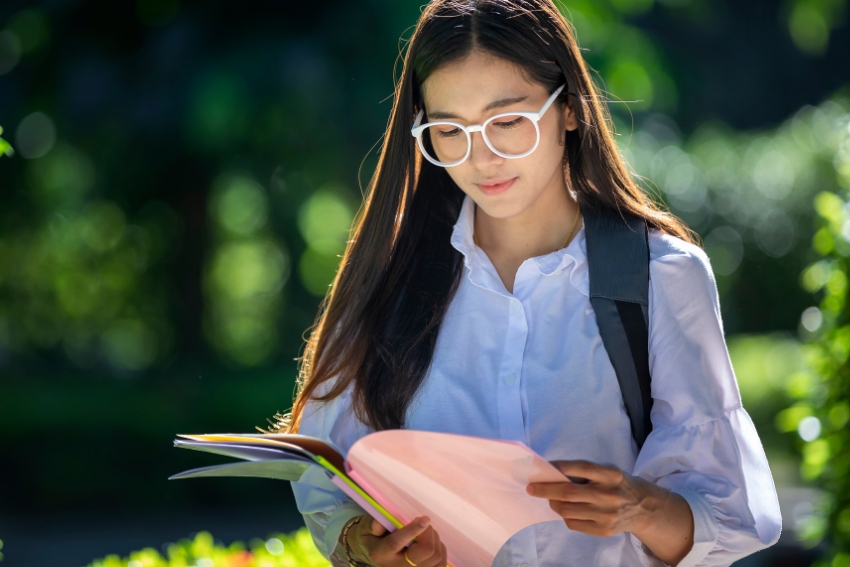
[{"left": 468, "top": 130, "right": 503, "bottom": 170}]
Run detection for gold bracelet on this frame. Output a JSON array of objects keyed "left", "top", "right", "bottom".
[{"left": 341, "top": 515, "right": 370, "bottom": 567}]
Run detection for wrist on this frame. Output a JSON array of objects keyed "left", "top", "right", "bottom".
[
  {"left": 628, "top": 483, "right": 696, "bottom": 565},
  {"left": 627, "top": 477, "right": 668, "bottom": 538},
  {"left": 340, "top": 515, "right": 371, "bottom": 566}
]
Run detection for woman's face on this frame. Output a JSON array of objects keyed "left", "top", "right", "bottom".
[{"left": 420, "top": 50, "right": 578, "bottom": 221}]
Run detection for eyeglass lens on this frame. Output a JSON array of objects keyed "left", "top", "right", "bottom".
[{"left": 423, "top": 114, "right": 537, "bottom": 165}]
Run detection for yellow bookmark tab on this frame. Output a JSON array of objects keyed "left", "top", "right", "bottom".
[{"left": 314, "top": 455, "right": 403, "bottom": 530}]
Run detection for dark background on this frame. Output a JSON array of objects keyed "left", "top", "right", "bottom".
[{"left": 0, "top": 0, "right": 848, "bottom": 565}]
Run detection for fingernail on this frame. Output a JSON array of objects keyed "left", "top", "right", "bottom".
[{"left": 419, "top": 517, "right": 430, "bottom": 527}]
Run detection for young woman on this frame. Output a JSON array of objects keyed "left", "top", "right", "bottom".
[{"left": 276, "top": 1, "right": 783, "bottom": 565}]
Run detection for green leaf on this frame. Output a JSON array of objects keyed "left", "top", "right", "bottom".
[{"left": 0, "top": 127, "right": 13, "bottom": 157}]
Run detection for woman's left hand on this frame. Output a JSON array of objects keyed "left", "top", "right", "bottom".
[
  {"left": 527, "top": 460, "right": 696, "bottom": 564},
  {"left": 526, "top": 460, "right": 659, "bottom": 538}
]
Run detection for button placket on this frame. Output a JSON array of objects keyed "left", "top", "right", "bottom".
[{"left": 495, "top": 296, "right": 528, "bottom": 441}]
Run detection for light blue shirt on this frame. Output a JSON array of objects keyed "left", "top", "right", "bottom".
[{"left": 291, "top": 194, "right": 782, "bottom": 566}]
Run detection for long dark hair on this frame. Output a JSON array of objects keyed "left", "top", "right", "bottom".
[{"left": 266, "top": 0, "right": 696, "bottom": 434}]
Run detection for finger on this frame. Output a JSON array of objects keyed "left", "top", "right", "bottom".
[
  {"left": 419, "top": 545, "right": 447, "bottom": 567},
  {"left": 354, "top": 515, "right": 378, "bottom": 536},
  {"left": 436, "top": 541, "right": 448, "bottom": 567},
  {"left": 526, "top": 481, "right": 596, "bottom": 503},
  {"left": 549, "top": 460, "right": 624, "bottom": 484},
  {"left": 417, "top": 531, "right": 447, "bottom": 567},
  {"left": 548, "top": 499, "right": 606, "bottom": 522},
  {"left": 406, "top": 526, "right": 439, "bottom": 564},
  {"left": 563, "top": 517, "right": 618, "bottom": 538},
  {"left": 369, "top": 516, "right": 387, "bottom": 537},
  {"left": 384, "top": 516, "right": 431, "bottom": 552}
]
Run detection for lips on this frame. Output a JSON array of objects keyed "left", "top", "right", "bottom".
[{"left": 475, "top": 177, "right": 517, "bottom": 195}]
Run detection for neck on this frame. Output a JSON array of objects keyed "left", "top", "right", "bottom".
[{"left": 473, "top": 175, "right": 579, "bottom": 262}]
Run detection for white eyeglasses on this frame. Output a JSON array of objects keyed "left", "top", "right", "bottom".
[{"left": 411, "top": 83, "right": 566, "bottom": 168}]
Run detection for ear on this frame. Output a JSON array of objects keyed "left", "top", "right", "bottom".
[{"left": 563, "top": 96, "right": 579, "bottom": 132}]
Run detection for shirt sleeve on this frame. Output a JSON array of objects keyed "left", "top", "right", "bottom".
[
  {"left": 290, "top": 378, "right": 375, "bottom": 560},
  {"left": 630, "top": 239, "right": 782, "bottom": 567}
]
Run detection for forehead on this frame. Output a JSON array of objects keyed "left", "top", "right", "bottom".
[{"left": 420, "top": 51, "right": 540, "bottom": 113}]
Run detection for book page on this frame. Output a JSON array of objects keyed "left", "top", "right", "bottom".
[
  {"left": 345, "top": 430, "right": 568, "bottom": 567},
  {"left": 174, "top": 440, "right": 317, "bottom": 463},
  {"left": 169, "top": 459, "right": 316, "bottom": 482},
  {"left": 176, "top": 433, "right": 346, "bottom": 471}
]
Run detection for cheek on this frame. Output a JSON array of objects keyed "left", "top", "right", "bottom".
[{"left": 524, "top": 135, "right": 565, "bottom": 181}]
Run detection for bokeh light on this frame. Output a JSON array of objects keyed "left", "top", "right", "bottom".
[
  {"left": 296, "top": 186, "right": 355, "bottom": 296},
  {"left": 185, "top": 71, "right": 249, "bottom": 153},
  {"left": 798, "top": 416, "right": 822, "bottom": 442},
  {"left": 265, "top": 537, "right": 284, "bottom": 555},
  {"left": 297, "top": 187, "right": 354, "bottom": 256},
  {"left": 102, "top": 318, "right": 160, "bottom": 372},
  {"left": 7, "top": 8, "right": 51, "bottom": 55},
  {"left": 210, "top": 174, "right": 269, "bottom": 237},
  {"left": 801, "top": 306, "right": 824, "bottom": 333},
  {"left": 703, "top": 226, "right": 743, "bottom": 276},
  {"left": 15, "top": 111, "right": 56, "bottom": 159},
  {"left": 26, "top": 142, "right": 95, "bottom": 208},
  {"left": 0, "top": 29, "right": 21, "bottom": 75},
  {"left": 204, "top": 172, "right": 289, "bottom": 367}
]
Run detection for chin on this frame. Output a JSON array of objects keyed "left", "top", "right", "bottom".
[{"left": 470, "top": 195, "right": 528, "bottom": 220}]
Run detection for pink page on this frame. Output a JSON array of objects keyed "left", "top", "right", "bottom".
[{"left": 345, "top": 430, "right": 568, "bottom": 567}]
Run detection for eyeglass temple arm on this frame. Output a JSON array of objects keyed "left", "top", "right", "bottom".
[
  {"left": 537, "top": 83, "right": 567, "bottom": 118},
  {"left": 412, "top": 109, "right": 424, "bottom": 130}
]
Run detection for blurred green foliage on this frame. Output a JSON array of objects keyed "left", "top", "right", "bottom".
[
  {"left": 563, "top": 0, "right": 677, "bottom": 113},
  {"left": 203, "top": 172, "right": 290, "bottom": 367},
  {"left": 0, "top": 125, "right": 12, "bottom": 157},
  {"left": 789, "top": 186, "right": 850, "bottom": 562},
  {"left": 729, "top": 333, "right": 815, "bottom": 471},
  {"left": 0, "top": 192, "right": 177, "bottom": 370},
  {"left": 0, "top": 6, "right": 849, "bottom": 565},
  {"left": 785, "top": 0, "right": 847, "bottom": 56},
  {"left": 85, "top": 528, "right": 329, "bottom": 567},
  {"left": 0, "top": 1, "right": 847, "bottom": 373},
  {"left": 620, "top": 95, "right": 850, "bottom": 336},
  {"left": 297, "top": 186, "right": 356, "bottom": 296}
]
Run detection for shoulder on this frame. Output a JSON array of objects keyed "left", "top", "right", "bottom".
[
  {"left": 648, "top": 229, "right": 707, "bottom": 265},
  {"left": 648, "top": 229, "right": 715, "bottom": 288},
  {"left": 646, "top": 230, "right": 724, "bottom": 334}
]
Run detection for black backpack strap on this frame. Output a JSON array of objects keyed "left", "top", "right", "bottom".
[{"left": 581, "top": 203, "right": 653, "bottom": 450}]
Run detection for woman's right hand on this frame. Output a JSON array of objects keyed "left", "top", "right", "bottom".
[{"left": 347, "top": 515, "right": 448, "bottom": 567}]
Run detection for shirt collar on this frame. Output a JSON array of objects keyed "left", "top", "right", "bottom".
[{"left": 449, "top": 194, "right": 590, "bottom": 296}]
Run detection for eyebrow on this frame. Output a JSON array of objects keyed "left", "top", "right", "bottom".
[{"left": 426, "top": 94, "right": 530, "bottom": 121}]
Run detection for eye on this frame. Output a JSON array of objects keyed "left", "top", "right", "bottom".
[
  {"left": 436, "top": 127, "right": 461, "bottom": 138},
  {"left": 493, "top": 116, "right": 526, "bottom": 130}
]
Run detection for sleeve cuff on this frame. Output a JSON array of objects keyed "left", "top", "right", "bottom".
[
  {"left": 324, "top": 500, "right": 369, "bottom": 561},
  {"left": 670, "top": 488, "right": 719, "bottom": 567}
]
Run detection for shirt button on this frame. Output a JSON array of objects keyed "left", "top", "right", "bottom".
[
  {"left": 504, "top": 372, "right": 516, "bottom": 384},
  {"left": 511, "top": 299, "right": 522, "bottom": 312}
]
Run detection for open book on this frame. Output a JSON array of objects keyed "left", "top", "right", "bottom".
[{"left": 170, "top": 430, "right": 570, "bottom": 567}]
